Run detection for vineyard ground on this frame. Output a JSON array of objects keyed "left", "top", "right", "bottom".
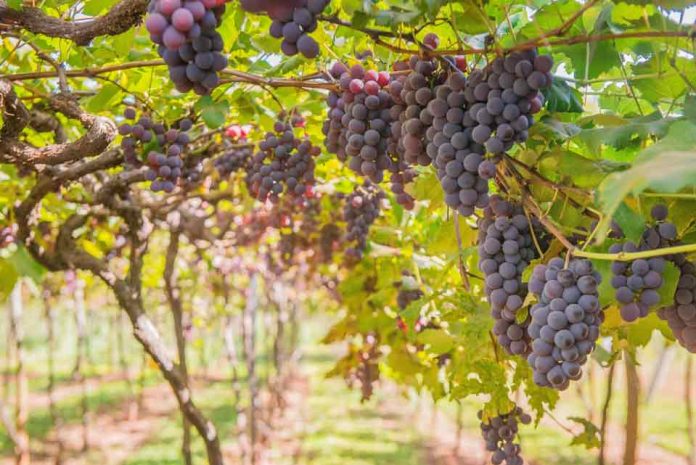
[{"left": 0, "top": 321, "right": 693, "bottom": 464}]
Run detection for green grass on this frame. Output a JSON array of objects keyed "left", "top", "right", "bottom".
[
  {"left": 295, "top": 347, "right": 426, "bottom": 465},
  {"left": 122, "top": 382, "right": 242, "bottom": 465}
]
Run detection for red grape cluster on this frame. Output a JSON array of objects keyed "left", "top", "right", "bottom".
[
  {"left": 239, "top": 0, "right": 330, "bottom": 58},
  {"left": 477, "top": 196, "right": 541, "bottom": 356},
  {"left": 479, "top": 407, "right": 531, "bottom": 465},
  {"left": 145, "top": 0, "right": 228, "bottom": 95},
  {"left": 119, "top": 108, "right": 192, "bottom": 192},
  {"left": 659, "top": 258, "right": 696, "bottom": 352},
  {"left": 610, "top": 205, "right": 676, "bottom": 322},
  {"left": 527, "top": 257, "right": 603, "bottom": 390},
  {"left": 338, "top": 66, "right": 394, "bottom": 183},
  {"left": 323, "top": 61, "right": 418, "bottom": 210},
  {"left": 246, "top": 120, "right": 320, "bottom": 203},
  {"left": 343, "top": 182, "right": 385, "bottom": 262}
]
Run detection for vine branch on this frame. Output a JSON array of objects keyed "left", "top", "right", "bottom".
[{"left": 0, "top": 0, "right": 149, "bottom": 45}]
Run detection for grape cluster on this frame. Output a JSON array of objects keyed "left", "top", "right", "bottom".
[
  {"left": 119, "top": 108, "right": 192, "bottom": 192},
  {"left": 387, "top": 159, "right": 417, "bottom": 209},
  {"left": 464, "top": 51, "right": 551, "bottom": 155},
  {"left": 428, "top": 50, "right": 552, "bottom": 215},
  {"left": 214, "top": 140, "right": 253, "bottom": 177},
  {"left": 390, "top": 53, "right": 444, "bottom": 167},
  {"left": 339, "top": 65, "right": 395, "bottom": 183},
  {"left": 145, "top": 0, "right": 228, "bottom": 95},
  {"left": 478, "top": 407, "right": 531, "bottom": 465},
  {"left": 427, "top": 71, "right": 494, "bottom": 215},
  {"left": 239, "top": 0, "right": 330, "bottom": 58},
  {"left": 527, "top": 257, "right": 602, "bottom": 390},
  {"left": 610, "top": 205, "right": 676, "bottom": 322},
  {"left": 181, "top": 154, "right": 204, "bottom": 184},
  {"left": 659, "top": 259, "right": 696, "bottom": 352},
  {"left": 246, "top": 120, "right": 320, "bottom": 203},
  {"left": 478, "top": 196, "right": 540, "bottom": 356},
  {"left": 323, "top": 98, "right": 345, "bottom": 156},
  {"left": 343, "top": 182, "right": 385, "bottom": 262}
]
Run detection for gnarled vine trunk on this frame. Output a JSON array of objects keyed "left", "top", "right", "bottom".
[{"left": 164, "top": 230, "right": 193, "bottom": 465}]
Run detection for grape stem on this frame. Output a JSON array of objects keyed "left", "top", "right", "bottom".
[{"left": 572, "top": 244, "right": 696, "bottom": 262}]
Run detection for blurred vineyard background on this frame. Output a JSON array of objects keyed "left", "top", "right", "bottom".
[{"left": 0, "top": 276, "right": 693, "bottom": 465}]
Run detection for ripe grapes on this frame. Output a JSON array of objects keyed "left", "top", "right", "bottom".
[
  {"left": 527, "top": 257, "right": 603, "bottom": 390},
  {"left": 343, "top": 182, "right": 385, "bottom": 262},
  {"left": 479, "top": 407, "right": 531, "bottom": 465},
  {"left": 246, "top": 120, "right": 321, "bottom": 203},
  {"left": 392, "top": 52, "right": 445, "bottom": 166},
  {"left": 340, "top": 65, "right": 396, "bottom": 184},
  {"left": 146, "top": 0, "right": 228, "bottom": 95},
  {"left": 610, "top": 205, "right": 677, "bottom": 322},
  {"left": 429, "top": 49, "right": 552, "bottom": 215},
  {"left": 239, "top": 0, "right": 330, "bottom": 58},
  {"left": 659, "top": 259, "right": 696, "bottom": 352},
  {"left": 215, "top": 138, "right": 254, "bottom": 177},
  {"left": 478, "top": 196, "right": 542, "bottom": 356},
  {"left": 119, "top": 108, "right": 191, "bottom": 192},
  {"left": 322, "top": 62, "right": 349, "bottom": 160}
]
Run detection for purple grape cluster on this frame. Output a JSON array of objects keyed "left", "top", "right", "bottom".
[
  {"left": 464, "top": 51, "right": 551, "bottom": 155},
  {"left": 343, "top": 182, "right": 385, "bottom": 262},
  {"left": 322, "top": 62, "right": 349, "bottom": 159},
  {"left": 427, "top": 72, "right": 495, "bottom": 216},
  {"left": 478, "top": 407, "right": 531, "bottom": 465},
  {"left": 527, "top": 257, "right": 602, "bottom": 390},
  {"left": 246, "top": 120, "right": 320, "bottom": 203},
  {"left": 145, "top": 0, "right": 228, "bottom": 95},
  {"left": 610, "top": 205, "right": 676, "bottom": 322},
  {"left": 427, "top": 50, "right": 552, "bottom": 215},
  {"left": 478, "top": 196, "right": 540, "bottom": 356},
  {"left": 239, "top": 0, "right": 330, "bottom": 58},
  {"left": 119, "top": 108, "right": 192, "bottom": 192},
  {"left": 390, "top": 54, "right": 444, "bottom": 167},
  {"left": 214, "top": 140, "right": 253, "bottom": 177},
  {"left": 659, "top": 259, "right": 696, "bottom": 352},
  {"left": 387, "top": 159, "right": 417, "bottom": 210}
]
